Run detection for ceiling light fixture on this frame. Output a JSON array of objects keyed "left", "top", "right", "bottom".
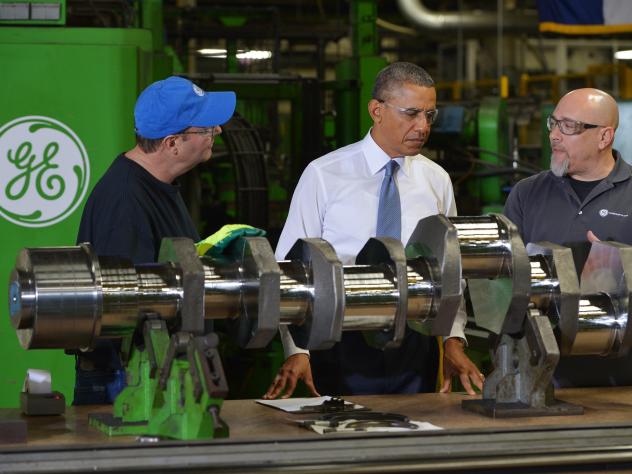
[
  {"left": 615, "top": 50, "right": 632, "bottom": 60},
  {"left": 236, "top": 50, "right": 272, "bottom": 60},
  {"left": 197, "top": 48, "right": 272, "bottom": 60},
  {"left": 197, "top": 48, "right": 227, "bottom": 58}
]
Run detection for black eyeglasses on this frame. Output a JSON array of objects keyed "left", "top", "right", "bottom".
[
  {"left": 176, "top": 127, "right": 220, "bottom": 138},
  {"left": 377, "top": 100, "right": 439, "bottom": 124},
  {"left": 546, "top": 115, "right": 603, "bottom": 136}
]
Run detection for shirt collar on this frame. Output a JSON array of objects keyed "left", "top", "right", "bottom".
[
  {"left": 607, "top": 150, "right": 632, "bottom": 184},
  {"left": 361, "top": 130, "right": 409, "bottom": 177}
]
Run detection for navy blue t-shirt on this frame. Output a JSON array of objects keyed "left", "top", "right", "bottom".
[
  {"left": 77, "top": 154, "right": 200, "bottom": 263},
  {"left": 73, "top": 154, "right": 200, "bottom": 404}
]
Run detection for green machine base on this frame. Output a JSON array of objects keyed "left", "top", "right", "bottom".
[{"left": 90, "top": 317, "right": 229, "bottom": 440}]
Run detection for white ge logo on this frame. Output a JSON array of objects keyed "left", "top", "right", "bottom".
[
  {"left": 0, "top": 116, "right": 90, "bottom": 227},
  {"left": 192, "top": 84, "right": 204, "bottom": 96},
  {"left": 599, "top": 209, "right": 609, "bottom": 217}
]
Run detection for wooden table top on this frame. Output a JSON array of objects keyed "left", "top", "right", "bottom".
[{"left": 2, "top": 386, "right": 632, "bottom": 448}]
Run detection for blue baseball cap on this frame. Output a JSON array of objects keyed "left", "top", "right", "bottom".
[{"left": 134, "top": 76, "right": 236, "bottom": 139}]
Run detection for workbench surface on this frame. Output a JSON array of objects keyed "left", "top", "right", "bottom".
[{"left": 3, "top": 388, "right": 632, "bottom": 473}]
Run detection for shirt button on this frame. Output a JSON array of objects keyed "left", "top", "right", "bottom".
[{"left": 578, "top": 211, "right": 583, "bottom": 215}]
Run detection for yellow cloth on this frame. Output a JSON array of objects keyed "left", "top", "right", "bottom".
[{"left": 196, "top": 224, "right": 266, "bottom": 257}]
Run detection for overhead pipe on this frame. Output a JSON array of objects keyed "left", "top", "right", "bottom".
[{"left": 397, "top": 0, "right": 538, "bottom": 32}]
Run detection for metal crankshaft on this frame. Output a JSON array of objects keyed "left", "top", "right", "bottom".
[
  {"left": 9, "top": 216, "right": 460, "bottom": 352},
  {"left": 8, "top": 214, "right": 632, "bottom": 360}
]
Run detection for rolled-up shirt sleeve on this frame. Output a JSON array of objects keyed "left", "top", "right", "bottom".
[{"left": 276, "top": 164, "right": 327, "bottom": 358}]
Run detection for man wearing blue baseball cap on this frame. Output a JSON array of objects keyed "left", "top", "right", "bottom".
[{"left": 74, "top": 76, "right": 236, "bottom": 404}]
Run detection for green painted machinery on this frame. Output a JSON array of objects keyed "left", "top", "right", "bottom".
[
  {"left": 91, "top": 319, "right": 229, "bottom": 440},
  {"left": 335, "top": 0, "right": 387, "bottom": 146},
  {"left": 429, "top": 97, "right": 511, "bottom": 214},
  {"left": 0, "top": 0, "right": 170, "bottom": 407}
]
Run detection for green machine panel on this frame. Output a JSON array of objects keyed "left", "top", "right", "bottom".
[{"left": 0, "top": 27, "right": 153, "bottom": 407}]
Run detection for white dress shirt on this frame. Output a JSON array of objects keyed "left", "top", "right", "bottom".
[{"left": 277, "top": 131, "right": 466, "bottom": 357}]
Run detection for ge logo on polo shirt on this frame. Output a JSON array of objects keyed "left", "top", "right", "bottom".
[
  {"left": 0, "top": 116, "right": 90, "bottom": 228},
  {"left": 599, "top": 209, "right": 609, "bottom": 217},
  {"left": 192, "top": 84, "right": 204, "bottom": 96}
]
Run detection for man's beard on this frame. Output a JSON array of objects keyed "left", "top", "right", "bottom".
[{"left": 550, "top": 155, "right": 569, "bottom": 177}]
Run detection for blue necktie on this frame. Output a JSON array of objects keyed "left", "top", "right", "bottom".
[{"left": 376, "top": 160, "right": 401, "bottom": 240}]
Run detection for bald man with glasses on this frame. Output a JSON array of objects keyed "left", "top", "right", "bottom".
[
  {"left": 504, "top": 88, "right": 632, "bottom": 248},
  {"left": 504, "top": 88, "right": 632, "bottom": 387},
  {"left": 264, "top": 62, "right": 482, "bottom": 399}
]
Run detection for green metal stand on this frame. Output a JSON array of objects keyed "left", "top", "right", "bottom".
[{"left": 90, "top": 317, "right": 229, "bottom": 440}]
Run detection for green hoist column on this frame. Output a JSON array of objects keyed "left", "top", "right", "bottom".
[
  {"left": 478, "top": 97, "right": 509, "bottom": 213},
  {"left": 335, "top": 0, "right": 387, "bottom": 146},
  {"left": 218, "top": 15, "right": 248, "bottom": 74},
  {"left": 141, "top": 0, "right": 174, "bottom": 81}
]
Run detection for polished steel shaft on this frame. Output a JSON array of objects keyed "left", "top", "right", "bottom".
[
  {"left": 10, "top": 243, "right": 434, "bottom": 350},
  {"left": 9, "top": 216, "right": 631, "bottom": 359},
  {"left": 452, "top": 217, "right": 512, "bottom": 279}
]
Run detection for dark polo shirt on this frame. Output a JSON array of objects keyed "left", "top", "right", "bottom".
[
  {"left": 504, "top": 151, "right": 632, "bottom": 246},
  {"left": 503, "top": 151, "right": 632, "bottom": 387}
]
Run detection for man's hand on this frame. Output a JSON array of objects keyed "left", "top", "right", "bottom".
[
  {"left": 440, "top": 337, "right": 484, "bottom": 396},
  {"left": 587, "top": 230, "right": 601, "bottom": 243},
  {"left": 262, "top": 353, "right": 320, "bottom": 399}
]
